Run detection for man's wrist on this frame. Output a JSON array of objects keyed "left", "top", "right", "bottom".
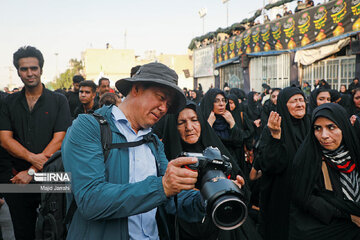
[{"left": 26, "top": 152, "right": 34, "bottom": 163}]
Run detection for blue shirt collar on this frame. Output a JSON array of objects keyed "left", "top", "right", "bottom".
[{"left": 111, "top": 105, "right": 151, "bottom": 136}]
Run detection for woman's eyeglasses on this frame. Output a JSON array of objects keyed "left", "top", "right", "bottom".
[{"left": 214, "top": 98, "right": 228, "bottom": 104}]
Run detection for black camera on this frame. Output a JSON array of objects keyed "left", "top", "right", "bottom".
[{"left": 181, "top": 146, "right": 248, "bottom": 230}]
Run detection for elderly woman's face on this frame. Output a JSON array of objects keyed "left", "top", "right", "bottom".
[
  {"left": 316, "top": 91, "right": 331, "bottom": 106},
  {"left": 177, "top": 108, "right": 201, "bottom": 144},
  {"left": 314, "top": 117, "right": 342, "bottom": 150},
  {"left": 286, "top": 94, "right": 306, "bottom": 119},
  {"left": 213, "top": 94, "right": 227, "bottom": 115}
]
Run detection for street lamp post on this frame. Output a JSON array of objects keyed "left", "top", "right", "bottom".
[
  {"left": 222, "top": 0, "right": 230, "bottom": 27},
  {"left": 54, "top": 53, "right": 59, "bottom": 78},
  {"left": 198, "top": 8, "right": 207, "bottom": 35}
]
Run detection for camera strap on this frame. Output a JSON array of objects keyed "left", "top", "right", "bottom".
[
  {"left": 322, "top": 158, "right": 333, "bottom": 191},
  {"left": 65, "top": 114, "right": 159, "bottom": 225}
]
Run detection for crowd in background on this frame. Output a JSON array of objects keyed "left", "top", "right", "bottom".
[
  {"left": 163, "top": 78, "right": 360, "bottom": 239},
  {"left": 1, "top": 46, "right": 360, "bottom": 240}
]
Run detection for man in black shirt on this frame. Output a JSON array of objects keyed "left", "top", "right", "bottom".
[
  {"left": 73, "top": 80, "right": 99, "bottom": 119},
  {"left": 0, "top": 46, "right": 71, "bottom": 240},
  {"left": 66, "top": 74, "right": 84, "bottom": 117},
  {"left": 94, "top": 77, "right": 110, "bottom": 104}
]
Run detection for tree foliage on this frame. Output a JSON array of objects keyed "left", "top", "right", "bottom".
[{"left": 47, "top": 58, "right": 83, "bottom": 90}]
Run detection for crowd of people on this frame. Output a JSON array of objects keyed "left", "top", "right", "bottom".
[{"left": 0, "top": 45, "right": 360, "bottom": 240}]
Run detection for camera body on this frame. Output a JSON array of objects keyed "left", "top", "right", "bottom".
[
  {"left": 181, "top": 147, "right": 248, "bottom": 231},
  {"left": 182, "top": 147, "right": 232, "bottom": 189}
]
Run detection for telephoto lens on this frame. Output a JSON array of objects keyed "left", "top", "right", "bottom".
[
  {"left": 181, "top": 147, "right": 248, "bottom": 230},
  {"left": 200, "top": 169, "right": 247, "bottom": 230}
]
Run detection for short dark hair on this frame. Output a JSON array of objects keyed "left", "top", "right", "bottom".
[
  {"left": 130, "top": 65, "right": 142, "bottom": 77},
  {"left": 99, "top": 92, "right": 117, "bottom": 106},
  {"left": 13, "top": 46, "right": 44, "bottom": 70},
  {"left": 79, "top": 80, "right": 97, "bottom": 93},
  {"left": 73, "top": 75, "right": 84, "bottom": 83},
  {"left": 98, "top": 77, "right": 109, "bottom": 86}
]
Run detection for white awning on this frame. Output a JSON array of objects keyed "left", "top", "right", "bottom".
[{"left": 294, "top": 38, "right": 350, "bottom": 66}]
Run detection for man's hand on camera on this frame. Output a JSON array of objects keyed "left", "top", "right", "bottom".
[{"left": 162, "top": 157, "right": 198, "bottom": 197}]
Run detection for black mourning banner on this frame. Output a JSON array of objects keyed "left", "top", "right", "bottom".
[{"left": 215, "top": 0, "right": 360, "bottom": 64}]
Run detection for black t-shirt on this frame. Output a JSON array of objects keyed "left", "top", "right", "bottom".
[
  {"left": 66, "top": 90, "right": 81, "bottom": 117},
  {"left": 73, "top": 102, "right": 99, "bottom": 119},
  {"left": 0, "top": 86, "right": 71, "bottom": 171},
  {"left": 0, "top": 97, "right": 11, "bottom": 183}
]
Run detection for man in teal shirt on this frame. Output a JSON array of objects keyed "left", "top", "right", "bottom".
[{"left": 62, "top": 63, "right": 206, "bottom": 239}]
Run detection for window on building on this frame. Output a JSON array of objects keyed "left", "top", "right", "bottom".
[
  {"left": 302, "top": 56, "right": 355, "bottom": 90},
  {"left": 250, "top": 53, "right": 290, "bottom": 91},
  {"left": 219, "top": 63, "right": 244, "bottom": 89}
]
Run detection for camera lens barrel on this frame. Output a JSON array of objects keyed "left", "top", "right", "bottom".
[
  {"left": 200, "top": 170, "right": 248, "bottom": 231},
  {"left": 211, "top": 195, "right": 247, "bottom": 230}
]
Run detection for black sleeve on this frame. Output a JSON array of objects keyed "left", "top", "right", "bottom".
[
  {"left": 228, "top": 123, "right": 244, "bottom": 146},
  {"left": 354, "top": 117, "right": 360, "bottom": 143},
  {"left": 303, "top": 185, "right": 349, "bottom": 224},
  {"left": 253, "top": 157, "right": 261, "bottom": 171},
  {"left": 0, "top": 96, "right": 12, "bottom": 131},
  {"left": 260, "top": 108, "right": 269, "bottom": 128},
  {"left": 242, "top": 111, "right": 255, "bottom": 140},
  {"left": 258, "top": 127, "right": 288, "bottom": 174},
  {"left": 54, "top": 94, "right": 71, "bottom": 132}
]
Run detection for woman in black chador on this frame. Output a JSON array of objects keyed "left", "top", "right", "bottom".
[
  {"left": 290, "top": 103, "right": 360, "bottom": 240},
  {"left": 258, "top": 87, "right": 310, "bottom": 240},
  {"left": 349, "top": 88, "right": 360, "bottom": 117},
  {"left": 245, "top": 91, "right": 262, "bottom": 140},
  {"left": 308, "top": 88, "right": 331, "bottom": 115},
  {"left": 260, "top": 88, "right": 281, "bottom": 127},
  {"left": 227, "top": 94, "right": 255, "bottom": 174},
  {"left": 198, "top": 89, "right": 251, "bottom": 174},
  {"left": 161, "top": 100, "right": 261, "bottom": 240}
]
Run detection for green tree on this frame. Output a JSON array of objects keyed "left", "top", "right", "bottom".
[{"left": 47, "top": 58, "right": 83, "bottom": 90}]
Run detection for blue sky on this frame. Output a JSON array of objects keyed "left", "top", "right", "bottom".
[{"left": 0, "top": 0, "right": 322, "bottom": 89}]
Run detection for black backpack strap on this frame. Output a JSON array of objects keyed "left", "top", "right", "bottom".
[
  {"left": 64, "top": 116, "right": 158, "bottom": 226},
  {"left": 92, "top": 113, "right": 112, "bottom": 162},
  {"left": 64, "top": 113, "right": 113, "bottom": 226},
  {"left": 107, "top": 132, "right": 158, "bottom": 150}
]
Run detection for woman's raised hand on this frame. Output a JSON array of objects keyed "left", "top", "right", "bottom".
[{"left": 267, "top": 111, "right": 282, "bottom": 139}]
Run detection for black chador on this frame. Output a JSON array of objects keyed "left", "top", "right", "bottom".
[
  {"left": 258, "top": 87, "right": 310, "bottom": 240},
  {"left": 308, "top": 88, "right": 331, "bottom": 115},
  {"left": 290, "top": 103, "right": 360, "bottom": 240},
  {"left": 161, "top": 100, "right": 260, "bottom": 240},
  {"left": 198, "top": 89, "right": 250, "bottom": 173}
]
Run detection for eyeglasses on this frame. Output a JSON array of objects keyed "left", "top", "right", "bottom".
[{"left": 214, "top": 98, "right": 228, "bottom": 104}]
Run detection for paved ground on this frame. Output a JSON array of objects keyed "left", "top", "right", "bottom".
[{"left": 0, "top": 200, "right": 15, "bottom": 240}]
